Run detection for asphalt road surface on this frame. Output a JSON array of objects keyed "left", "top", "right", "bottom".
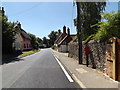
[{"left": 2, "top": 48, "right": 80, "bottom": 88}]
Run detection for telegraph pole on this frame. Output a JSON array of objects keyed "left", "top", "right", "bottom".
[{"left": 76, "top": 2, "right": 82, "bottom": 64}]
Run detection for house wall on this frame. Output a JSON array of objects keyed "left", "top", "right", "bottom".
[
  {"left": 59, "top": 45, "right": 68, "bottom": 53},
  {"left": 20, "top": 35, "right": 24, "bottom": 50},
  {"left": 23, "top": 38, "right": 31, "bottom": 50},
  {"left": 13, "top": 33, "right": 21, "bottom": 50}
]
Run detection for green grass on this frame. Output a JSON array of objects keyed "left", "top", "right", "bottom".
[{"left": 18, "top": 50, "right": 40, "bottom": 57}]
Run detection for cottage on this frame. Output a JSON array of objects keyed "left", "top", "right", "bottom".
[
  {"left": 54, "top": 26, "right": 76, "bottom": 53},
  {"left": 13, "top": 23, "right": 31, "bottom": 51}
]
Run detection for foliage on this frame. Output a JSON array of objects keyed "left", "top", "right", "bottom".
[
  {"left": 84, "top": 34, "right": 95, "bottom": 43},
  {"left": 48, "top": 31, "right": 58, "bottom": 46},
  {"left": 93, "top": 12, "right": 120, "bottom": 41},
  {"left": 37, "top": 37, "right": 42, "bottom": 44},
  {"left": 2, "top": 16, "right": 18, "bottom": 53},
  {"left": 51, "top": 45, "right": 56, "bottom": 49},
  {"left": 18, "top": 50, "right": 40, "bottom": 57},
  {"left": 74, "top": 2, "right": 106, "bottom": 41},
  {"left": 28, "top": 33, "right": 39, "bottom": 49},
  {"left": 42, "top": 37, "right": 50, "bottom": 48}
]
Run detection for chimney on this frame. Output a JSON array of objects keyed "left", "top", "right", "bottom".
[
  {"left": 67, "top": 28, "right": 70, "bottom": 36},
  {"left": 58, "top": 29, "right": 61, "bottom": 35},
  {"left": 1, "top": 7, "right": 5, "bottom": 16},
  {"left": 17, "top": 22, "right": 21, "bottom": 28},
  {"left": 63, "top": 25, "right": 66, "bottom": 34}
]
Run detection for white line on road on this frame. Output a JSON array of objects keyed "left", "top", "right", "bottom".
[
  {"left": 54, "top": 55, "right": 74, "bottom": 83},
  {"left": 72, "top": 74, "right": 87, "bottom": 89}
]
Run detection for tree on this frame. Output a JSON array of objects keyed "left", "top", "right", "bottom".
[
  {"left": 42, "top": 37, "right": 50, "bottom": 48},
  {"left": 48, "top": 31, "right": 58, "bottom": 46},
  {"left": 36, "top": 37, "right": 43, "bottom": 48},
  {"left": 93, "top": 12, "right": 120, "bottom": 41},
  {"left": 2, "top": 15, "right": 17, "bottom": 53},
  {"left": 28, "top": 33, "right": 39, "bottom": 49},
  {"left": 74, "top": 2, "right": 106, "bottom": 40},
  {"left": 37, "top": 37, "right": 42, "bottom": 44}
]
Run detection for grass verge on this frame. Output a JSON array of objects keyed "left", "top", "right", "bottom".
[{"left": 18, "top": 49, "right": 40, "bottom": 57}]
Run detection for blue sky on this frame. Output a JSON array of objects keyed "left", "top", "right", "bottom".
[{"left": 2, "top": 2, "right": 119, "bottom": 39}]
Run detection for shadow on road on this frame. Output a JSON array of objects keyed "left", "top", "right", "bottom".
[
  {"left": 2, "top": 51, "right": 24, "bottom": 65},
  {"left": 2, "top": 57, "right": 24, "bottom": 65}
]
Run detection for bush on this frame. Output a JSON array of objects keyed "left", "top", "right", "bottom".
[{"left": 51, "top": 45, "right": 56, "bottom": 49}]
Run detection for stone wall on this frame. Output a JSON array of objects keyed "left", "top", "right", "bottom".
[
  {"left": 68, "top": 42, "right": 78, "bottom": 60},
  {"left": 68, "top": 41, "right": 107, "bottom": 72},
  {"left": 68, "top": 37, "right": 120, "bottom": 80}
]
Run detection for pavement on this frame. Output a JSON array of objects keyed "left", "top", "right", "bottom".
[{"left": 52, "top": 49, "right": 119, "bottom": 89}]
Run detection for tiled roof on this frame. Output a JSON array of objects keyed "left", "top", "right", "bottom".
[
  {"left": 55, "top": 33, "right": 67, "bottom": 44},
  {"left": 54, "top": 33, "right": 63, "bottom": 43},
  {"left": 58, "top": 35, "right": 68, "bottom": 45}
]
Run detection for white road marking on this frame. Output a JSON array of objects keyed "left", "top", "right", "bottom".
[
  {"left": 72, "top": 74, "right": 87, "bottom": 89},
  {"left": 54, "top": 55, "right": 74, "bottom": 82}
]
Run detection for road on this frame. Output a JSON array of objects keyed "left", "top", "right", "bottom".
[{"left": 2, "top": 48, "right": 80, "bottom": 88}]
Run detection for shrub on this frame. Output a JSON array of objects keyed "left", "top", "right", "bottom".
[{"left": 51, "top": 45, "right": 56, "bottom": 49}]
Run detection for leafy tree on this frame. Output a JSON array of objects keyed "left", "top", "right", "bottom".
[
  {"left": 28, "top": 33, "right": 39, "bottom": 49},
  {"left": 74, "top": 2, "right": 106, "bottom": 40},
  {"left": 93, "top": 12, "right": 120, "bottom": 41},
  {"left": 37, "top": 37, "right": 42, "bottom": 44},
  {"left": 36, "top": 37, "right": 43, "bottom": 48},
  {"left": 48, "top": 31, "right": 58, "bottom": 46},
  {"left": 2, "top": 15, "right": 17, "bottom": 53},
  {"left": 42, "top": 37, "right": 50, "bottom": 48}
]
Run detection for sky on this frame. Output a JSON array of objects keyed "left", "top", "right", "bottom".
[{"left": 1, "top": 1, "right": 119, "bottom": 39}]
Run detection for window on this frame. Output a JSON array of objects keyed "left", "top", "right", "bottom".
[{"left": 24, "top": 44, "right": 26, "bottom": 48}]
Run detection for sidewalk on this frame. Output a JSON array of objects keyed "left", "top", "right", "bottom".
[{"left": 52, "top": 49, "right": 119, "bottom": 88}]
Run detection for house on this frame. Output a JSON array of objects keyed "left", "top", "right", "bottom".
[
  {"left": 13, "top": 23, "right": 31, "bottom": 51},
  {"left": 54, "top": 25, "right": 76, "bottom": 53}
]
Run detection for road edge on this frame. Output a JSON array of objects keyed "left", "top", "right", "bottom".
[{"left": 52, "top": 52, "right": 87, "bottom": 89}]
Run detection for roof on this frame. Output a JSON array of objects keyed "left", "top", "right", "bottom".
[
  {"left": 55, "top": 33, "right": 67, "bottom": 44},
  {"left": 58, "top": 35, "right": 73, "bottom": 46},
  {"left": 20, "top": 29, "right": 31, "bottom": 40},
  {"left": 54, "top": 33, "right": 63, "bottom": 43},
  {"left": 58, "top": 35, "right": 68, "bottom": 45}
]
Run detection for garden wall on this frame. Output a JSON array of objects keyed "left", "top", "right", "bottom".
[{"left": 68, "top": 41, "right": 108, "bottom": 72}]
